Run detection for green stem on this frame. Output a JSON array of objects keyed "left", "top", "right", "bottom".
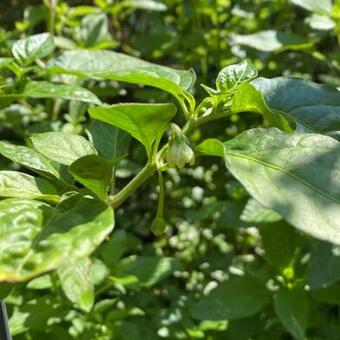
[
  {"left": 156, "top": 170, "right": 165, "bottom": 217},
  {"left": 109, "top": 162, "right": 157, "bottom": 209}
]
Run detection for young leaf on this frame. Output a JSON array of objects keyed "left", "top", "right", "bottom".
[
  {"left": 232, "top": 83, "right": 292, "bottom": 132},
  {"left": 273, "top": 288, "right": 309, "bottom": 339},
  {"left": 216, "top": 60, "right": 257, "bottom": 92},
  {"left": 58, "top": 258, "right": 94, "bottom": 312},
  {"left": 0, "top": 171, "right": 59, "bottom": 203},
  {"left": 290, "top": 0, "right": 332, "bottom": 15},
  {"left": 89, "top": 103, "right": 177, "bottom": 157},
  {"left": 0, "top": 141, "right": 60, "bottom": 180},
  {"left": 12, "top": 33, "right": 55, "bottom": 64},
  {"left": 0, "top": 195, "right": 114, "bottom": 282},
  {"left": 190, "top": 275, "right": 270, "bottom": 320},
  {"left": 87, "top": 120, "right": 130, "bottom": 161},
  {"left": 68, "top": 155, "right": 114, "bottom": 200},
  {"left": 230, "top": 30, "right": 312, "bottom": 52},
  {"left": 252, "top": 77, "right": 340, "bottom": 133},
  {"left": 197, "top": 128, "right": 340, "bottom": 245},
  {"left": 30, "top": 132, "right": 97, "bottom": 165},
  {"left": 47, "top": 50, "right": 196, "bottom": 112}
]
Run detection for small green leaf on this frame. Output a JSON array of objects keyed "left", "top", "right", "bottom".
[
  {"left": 0, "top": 196, "right": 114, "bottom": 282},
  {"left": 68, "top": 155, "right": 114, "bottom": 200},
  {"left": 87, "top": 120, "right": 130, "bottom": 160},
  {"left": 290, "top": 0, "right": 332, "bottom": 15},
  {"left": 0, "top": 141, "right": 60, "bottom": 180},
  {"left": 232, "top": 83, "right": 292, "bottom": 132},
  {"left": 197, "top": 128, "right": 340, "bottom": 245},
  {"left": 12, "top": 33, "right": 55, "bottom": 64},
  {"left": 0, "top": 171, "right": 59, "bottom": 203},
  {"left": 58, "top": 257, "right": 94, "bottom": 312},
  {"left": 273, "top": 288, "right": 309, "bottom": 339},
  {"left": 190, "top": 275, "right": 270, "bottom": 320},
  {"left": 306, "top": 14, "right": 336, "bottom": 30},
  {"left": 216, "top": 60, "right": 257, "bottom": 92},
  {"left": 30, "top": 132, "right": 97, "bottom": 165},
  {"left": 89, "top": 103, "right": 177, "bottom": 157}
]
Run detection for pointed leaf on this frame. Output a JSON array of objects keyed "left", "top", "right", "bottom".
[
  {"left": 68, "top": 155, "right": 114, "bottom": 200},
  {"left": 47, "top": 50, "right": 196, "bottom": 111},
  {"left": 30, "top": 132, "right": 97, "bottom": 165},
  {"left": 12, "top": 33, "right": 55, "bottom": 64},
  {"left": 197, "top": 128, "right": 340, "bottom": 245},
  {"left": 89, "top": 103, "right": 177, "bottom": 156},
  {"left": 58, "top": 258, "right": 94, "bottom": 312},
  {"left": 216, "top": 60, "right": 257, "bottom": 92},
  {"left": 273, "top": 289, "right": 309, "bottom": 339},
  {"left": 0, "top": 196, "right": 114, "bottom": 282},
  {"left": 0, "top": 171, "right": 59, "bottom": 203},
  {"left": 290, "top": 0, "right": 332, "bottom": 15}
]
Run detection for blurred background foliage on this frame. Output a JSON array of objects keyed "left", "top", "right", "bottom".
[{"left": 1, "top": 0, "right": 340, "bottom": 339}]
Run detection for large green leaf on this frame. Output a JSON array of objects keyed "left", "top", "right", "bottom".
[
  {"left": 87, "top": 120, "right": 130, "bottom": 161},
  {"left": 89, "top": 103, "right": 177, "bottom": 157},
  {"left": 12, "top": 33, "right": 55, "bottom": 65},
  {"left": 197, "top": 128, "right": 340, "bottom": 245},
  {"left": 1, "top": 81, "right": 101, "bottom": 104},
  {"left": 0, "top": 171, "right": 59, "bottom": 203},
  {"left": 232, "top": 83, "right": 292, "bottom": 131},
  {"left": 273, "top": 289, "right": 309, "bottom": 339},
  {"left": 190, "top": 275, "right": 270, "bottom": 320},
  {"left": 252, "top": 77, "right": 340, "bottom": 133},
  {"left": 30, "top": 132, "right": 97, "bottom": 165},
  {"left": 230, "top": 30, "right": 312, "bottom": 52},
  {"left": 0, "top": 196, "right": 114, "bottom": 282},
  {"left": 68, "top": 155, "right": 114, "bottom": 200},
  {"left": 47, "top": 50, "right": 196, "bottom": 112},
  {"left": 58, "top": 257, "right": 94, "bottom": 312}
]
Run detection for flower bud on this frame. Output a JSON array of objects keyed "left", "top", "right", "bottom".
[
  {"left": 151, "top": 217, "right": 167, "bottom": 236},
  {"left": 166, "top": 124, "right": 195, "bottom": 169}
]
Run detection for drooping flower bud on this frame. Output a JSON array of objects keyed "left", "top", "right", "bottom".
[
  {"left": 166, "top": 123, "right": 195, "bottom": 169},
  {"left": 151, "top": 217, "right": 167, "bottom": 236}
]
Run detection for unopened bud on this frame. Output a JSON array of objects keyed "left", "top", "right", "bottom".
[{"left": 151, "top": 217, "right": 167, "bottom": 236}]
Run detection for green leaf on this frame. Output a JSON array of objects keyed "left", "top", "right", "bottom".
[
  {"left": 197, "top": 128, "right": 340, "bottom": 245},
  {"left": 273, "top": 288, "right": 309, "bottom": 339},
  {"left": 216, "top": 60, "right": 257, "bottom": 92},
  {"left": 47, "top": 50, "right": 196, "bottom": 112},
  {"left": 308, "top": 241, "right": 340, "bottom": 289},
  {"left": 58, "top": 257, "right": 94, "bottom": 312},
  {"left": 230, "top": 30, "right": 312, "bottom": 52},
  {"left": 252, "top": 77, "right": 340, "bottom": 133},
  {"left": 112, "top": 256, "right": 181, "bottom": 287},
  {"left": 0, "top": 141, "right": 60, "bottom": 180},
  {"left": 241, "top": 198, "right": 282, "bottom": 224},
  {"left": 232, "top": 83, "right": 292, "bottom": 132},
  {"left": 87, "top": 120, "right": 130, "bottom": 160},
  {"left": 68, "top": 155, "right": 114, "bottom": 200},
  {"left": 89, "top": 103, "right": 177, "bottom": 157},
  {"left": 127, "top": 0, "right": 167, "bottom": 11},
  {"left": 305, "top": 14, "right": 336, "bottom": 30},
  {"left": 1, "top": 81, "right": 101, "bottom": 104},
  {"left": 0, "top": 196, "right": 114, "bottom": 282},
  {"left": 30, "top": 132, "right": 97, "bottom": 165},
  {"left": 0, "top": 171, "right": 59, "bottom": 203},
  {"left": 190, "top": 275, "right": 270, "bottom": 320},
  {"left": 290, "top": 0, "right": 332, "bottom": 15},
  {"left": 12, "top": 33, "right": 55, "bottom": 64}
]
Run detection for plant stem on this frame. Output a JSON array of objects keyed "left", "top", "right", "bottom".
[{"left": 109, "top": 162, "right": 157, "bottom": 209}]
